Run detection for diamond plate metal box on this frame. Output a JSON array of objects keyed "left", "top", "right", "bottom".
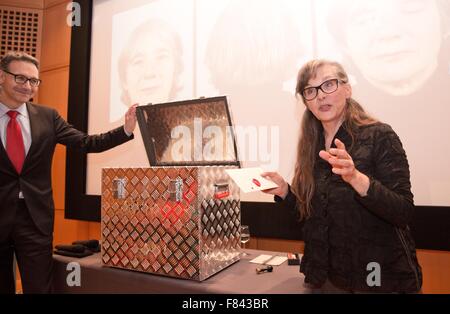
[
  {"left": 101, "top": 166, "right": 240, "bottom": 281},
  {"left": 101, "top": 97, "right": 242, "bottom": 280}
]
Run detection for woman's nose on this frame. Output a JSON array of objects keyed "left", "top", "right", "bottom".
[{"left": 317, "top": 88, "right": 327, "bottom": 100}]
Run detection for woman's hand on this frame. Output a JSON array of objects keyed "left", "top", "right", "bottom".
[
  {"left": 319, "top": 138, "right": 370, "bottom": 196},
  {"left": 260, "top": 172, "right": 289, "bottom": 199}
]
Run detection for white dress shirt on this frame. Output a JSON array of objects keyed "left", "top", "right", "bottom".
[{"left": 0, "top": 102, "right": 32, "bottom": 198}]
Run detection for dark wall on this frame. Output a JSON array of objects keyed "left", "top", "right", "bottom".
[{"left": 241, "top": 202, "right": 450, "bottom": 251}]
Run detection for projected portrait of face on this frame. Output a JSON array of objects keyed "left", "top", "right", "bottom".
[
  {"left": 118, "top": 19, "right": 183, "bottom": 107},
  {"left": 205, "top": 0, "right": 303, "bottom": 94},
  {"left": 203, "top": 0, "right": 305, "bottom": 184},
  {"left": 328, "top": 0, "right": 450, "bottom": 96}
]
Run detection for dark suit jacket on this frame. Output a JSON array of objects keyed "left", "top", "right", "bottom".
[{"left": 0, "top": 103, "right": 134, "bottom": 240}]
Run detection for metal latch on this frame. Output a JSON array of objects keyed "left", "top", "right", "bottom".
[
  {"left": 169, "top": 178, "right": 183, "bottom": 202},
  {"left": 112, "top": 178, "right": 127, "bottom": 199},
  {"left": 214, "top": 182, "right": 230, "bottom": 199}
]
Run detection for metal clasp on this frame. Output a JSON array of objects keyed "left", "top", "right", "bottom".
[
  {"left": 214, "top": 182, "right": 230, "bottom": 199},
  {"left": 112, "top": 178, "right": 127, "bottom": 199},
  {"left": 169, "top": 178, "right": 183, "bottom": 202}
]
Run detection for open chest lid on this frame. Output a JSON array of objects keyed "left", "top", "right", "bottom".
[{"left": 136, "top": 96, "right": 240, "bottom": 167}]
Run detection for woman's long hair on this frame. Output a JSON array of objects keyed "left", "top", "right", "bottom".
[{"left": 292, "top": 60, "right": 377, "bottom": 220}]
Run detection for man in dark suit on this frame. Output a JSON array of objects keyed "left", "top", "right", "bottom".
[{"left": 0, "top": 51, "right": 137, "bottom": 293}]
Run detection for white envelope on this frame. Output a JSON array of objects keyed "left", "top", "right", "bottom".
[
  {"left": 249, "top": 254, "right": 288, "bottom": 266},
  {"left": 225, "top": 167, "right": 278, "bottom": 193}
]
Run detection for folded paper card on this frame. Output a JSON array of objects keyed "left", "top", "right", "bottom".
[
  {"left": 249, "top": 254, "right": 288, "bottom": 266},
  {"left": 225, "top": 167, "right": 278, "bottom": 193}
]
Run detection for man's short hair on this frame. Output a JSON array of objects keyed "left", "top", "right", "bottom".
[{"left": 0, "top": 51, "right": 40, "bottom": 71}]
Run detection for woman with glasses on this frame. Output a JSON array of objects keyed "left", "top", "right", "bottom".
[{"left": 261, "top": 59, "right": 422, "bottom": 293}]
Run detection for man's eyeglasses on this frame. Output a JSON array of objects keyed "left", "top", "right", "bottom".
[
  {"left": 302, "top": 78, "right": 345, "bottom": 101},
  {"left": 2, "top": 69, "right": 41, "bottom": 87}
]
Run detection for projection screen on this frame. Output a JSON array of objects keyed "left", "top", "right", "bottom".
[{"left": 85, "top": 0, "right": 450, "bottom": 206}]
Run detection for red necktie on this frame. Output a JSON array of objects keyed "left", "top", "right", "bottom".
[{"left": 6, "top": 111, "right": 25, "bottom": 174}]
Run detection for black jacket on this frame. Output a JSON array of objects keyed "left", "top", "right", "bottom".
[
  {"left": 277, "top": 122, "right": 422, "bottom": 293},
  {"left": 0, "top": 103, "right": 134, "bottom": 240}
]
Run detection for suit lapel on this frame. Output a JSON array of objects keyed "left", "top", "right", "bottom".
[
  {"left": 0, "top": 133, "right": 16, "bottom": 174},
  {"left": 0, "top": 103, "right": 44, "bottom": 174},
  {"left": 21, "top": 103, "right": 40, "bottom": 172}
]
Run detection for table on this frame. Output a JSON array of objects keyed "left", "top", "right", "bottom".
[{"left": 52, "top": 249, "right": 310, "bottom": 294}]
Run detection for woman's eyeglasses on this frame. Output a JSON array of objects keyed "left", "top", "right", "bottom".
[{"left": 302, "top": 78, "right": 345, "bottom": 101}]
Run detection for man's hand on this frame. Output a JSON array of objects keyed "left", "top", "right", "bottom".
[{"left": 124, "top": 104, "right": 138, "bottom": 135}]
